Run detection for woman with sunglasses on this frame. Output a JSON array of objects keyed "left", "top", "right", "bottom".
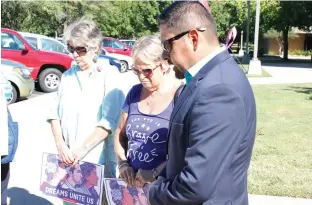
[
  {"left": 114, "top": 35, "right": 182, "bottom": 188},
  {"left": 47, "top": 17, "right": 125, "bottom": 193}
]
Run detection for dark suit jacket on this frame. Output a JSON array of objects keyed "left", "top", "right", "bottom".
[{"left": 149, "top": 50, "right": 256, "bottom": 205}]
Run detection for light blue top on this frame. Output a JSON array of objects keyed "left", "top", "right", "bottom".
[{"left": 47, "top": 62, "right": 125, "bottom": 177}]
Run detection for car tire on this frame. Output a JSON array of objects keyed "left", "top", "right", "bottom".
[
  {"left": 38, "top": 68, "right": 63, "bottom": 93},
  {"left": 8, "top": 84, "right": 18, "bottom": 105},
  {"left": 120, "top": 61, "right": 128, "bottom": 73}
]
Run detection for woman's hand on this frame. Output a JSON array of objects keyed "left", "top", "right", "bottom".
[
  {"left": 71, "top": 146, "right": 89, "bottom": 166},
  {"left": 135, "top": 169, "right": 154, "bottom": 188},
  {"left": 56, "top": 142, "right": 74, "bottom": 166},
  {"left": 119, "top": 163, "right": 136, "bottom": 186}
]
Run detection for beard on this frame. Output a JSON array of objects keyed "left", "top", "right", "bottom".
[
  {"left": 167, "top": 58, "right": 185, "bottom": 79},
  {"left": 173, "top": 66, "right": 185, "bottom": 79},
  {"left": 162, "top": 51, "right": 184, "bottom": 80}
]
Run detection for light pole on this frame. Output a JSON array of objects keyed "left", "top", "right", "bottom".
[
  {"left": 242, "top": 0, "right": 251, "bottom": 64},
  {"left": 239, "top": 31, "right": 244, "bottom": 56},
  {"left": 248, "top": 0, "right": 262, "bottom": 75}
]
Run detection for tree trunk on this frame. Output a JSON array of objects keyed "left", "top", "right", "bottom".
[
  {"left": 277, "top": 40, "right": 283, "bottom": 56},
  {"left": 282, "top": 27, "right": 289, "bottom": 60},
  {"left": 278, "top": 44, "right": 283, "bottom": 56}
]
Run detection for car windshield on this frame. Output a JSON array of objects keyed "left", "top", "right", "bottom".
[
  {"left": 24, "top": 36, "right": 38, "bottom": 49},
  {"left": 19, "top": 35, "right": 37, "bottom": 50},
  {"left": 112, "top": 40, "right": 125, "bottom": 49},
  {"left": 100, "top": 48, "right": 107, "bottom": 55},
  {"left": 1, "top": 32, "right": 31, "bottom": 50},
  {"left": 41, "top": 38, "right": 69, "bottom": 54},
  {"left": 28, "top": 42, "right": 37, "bottom": 50},
  {"left": 124, "top": 41, "right": 135, "bottom": 47}
]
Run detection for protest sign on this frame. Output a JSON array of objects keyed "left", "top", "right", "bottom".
[
  {"left": 104, "top": 178, "right": 149, "bottom": 205},
  {"left": 40, "top": 153, "right": 104, "bottom": 205}
]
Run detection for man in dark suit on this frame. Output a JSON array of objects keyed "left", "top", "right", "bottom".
[{"left": 148, "top": 2, "right": 257, "bottom": 205}]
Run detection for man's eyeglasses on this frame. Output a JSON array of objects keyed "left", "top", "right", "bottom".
[
  {"left": 67, "top": 44, "right": 90, "bottom": 55},
  {"left": 131, "top": 64, "right": 160, "bottom": 77},
  {"left": 162, "top": 27, "right": 207, "bottom": 52}
]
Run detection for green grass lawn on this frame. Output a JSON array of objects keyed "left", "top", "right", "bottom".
[{"left": 249, "top": 84, "right": 312, "bottom": 198}]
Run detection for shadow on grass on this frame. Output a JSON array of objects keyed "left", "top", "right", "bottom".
[
  {"left": 259, "top": 56, "right": 312, "bottom": 69},
  {"left": 283, "top": 86, "right": 312, "bottom": 96},
  {"left": 233, "top": 54, "right": 312, "bottom": 69}
]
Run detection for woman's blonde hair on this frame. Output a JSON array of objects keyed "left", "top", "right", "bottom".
[{"left": 132, "top": 34, "right": 166, "bottom": 65}]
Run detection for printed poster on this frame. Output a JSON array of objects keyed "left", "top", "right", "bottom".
[
  {"left": 104, "top": 178, "right": 149, "bottom": 205},
  {"left": 40, "top": 152, "right": 104, "bottom": 205}
]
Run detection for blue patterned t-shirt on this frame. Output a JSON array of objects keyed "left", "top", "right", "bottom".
[{"left": 122, "top": 84, "right": 173, "bottom": 172}]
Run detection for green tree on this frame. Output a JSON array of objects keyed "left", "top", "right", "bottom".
[
  {"left": 1, "top": 1, "right": 28, "bottom": 30},
  {"left": 1, "top": 0, "right": 172, "bottom": 39},
  {"left": 209, "top": 0, "right": 279, "bottom": 44},
  {"left": 108, "top": 0, "right": 172, "bottom": 39},
  {"left": 208, "top": 0, "right": 232, "bottom": 39},
  {"left": 272, "top": 1, "right": 312, "bottom": 60}
]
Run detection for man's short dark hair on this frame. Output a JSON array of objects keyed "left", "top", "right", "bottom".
[{"left": 158, "top": 1, "right": 217, "bottom": 37}]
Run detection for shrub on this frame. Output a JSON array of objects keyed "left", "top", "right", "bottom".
[
  {"left": 289, "top": 50, "right": 312, "bottom": 56},
  {"left": 308, "top": 92, "right": 312, "bottom": 100},
  {"left": 268, "top": 51, "right": 278, "bottom": 56}
]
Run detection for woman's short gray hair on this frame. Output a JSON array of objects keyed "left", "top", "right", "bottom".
[
  {"left": 132, "top": 34, "right": 165, "bottom": 65},
  {"left": 63, "top": 16, "right": 102, "bottom": 53}
]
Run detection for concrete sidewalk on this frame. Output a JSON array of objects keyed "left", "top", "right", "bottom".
[
  {"left": 249, "top": 65, "right": 312, "bottom": 85},
  {"left": 249, "top": 194, "right": 312, "bottom": 205},
  {"left": 8, "top": 93, "right": 61, "bottom": 205}
]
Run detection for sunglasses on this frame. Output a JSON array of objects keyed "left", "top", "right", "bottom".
[
  {"left": 131, "top": 65, "right": 160, "bottom": 77},
  {"left": 67, "top": 44, "right": 90, "bottom": 54},
  {"left": 162, "top": 27, "right": 207, "bottom": 52}
]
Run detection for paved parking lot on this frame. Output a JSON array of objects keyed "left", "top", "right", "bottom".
[
  {"left": 28, "top": 90, "right": 44, "bottom": 99},
  {"left": 7, "top": 70, "right": 139, "bottom": 205},
  {"left": 16, "top": 70, "right": 139, "bottom": 104}
]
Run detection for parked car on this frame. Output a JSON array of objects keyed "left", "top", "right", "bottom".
[
  {"left": 99, "top": 52, "right": 122, "bottom": 72},
  {"left": 101, "top": 48, "right": 132, "bottom": 72},
  {"left": 19, "top": 32, "right": 70, "bottom": 55},
  {"left": 1, "top": 28, "right": 73, "bottom": 92},
  {"left": 102, "top": 37, "right": 132, "bottom": 57},
  {"left": 1, "top": 59, "right": 34, "bottom": 104},
  {"left": 68, "top": 50, "right": 122, "bottom": 73},
  {"left": 20, "top": 32, "right": 123, "bottom": 73},
  {"left": 120, "top": 39, "right": 136, "bottom": 48},
  {"left": 0, "top": 71, "right": 13, "bottom": 103}
]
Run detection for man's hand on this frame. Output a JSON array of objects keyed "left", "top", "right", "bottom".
[
  {"left": 119, "top": 163, "right": 136, "bottom": 186},
  {"left": 56, "top": 142, "right": 74, "bottom": 166},
  {"left": 147, "top": 185, "right": 151, "bottom": 205},
  {"left": 135, "top": 169, "right": 154, "bottom": 188},
  {"left": 148, "top": 177, "right": 165, "bottom": 205}
]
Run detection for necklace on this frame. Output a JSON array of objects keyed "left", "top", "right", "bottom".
[
  {"left": 146, "top": 90, "right": 160, "bottom": 106},
  {"left": 147, "top": 95, "right": 154, "bottom": 106}
]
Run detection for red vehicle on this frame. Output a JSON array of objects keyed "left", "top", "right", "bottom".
[
  {"left": 1, "top": 28, "right": 73, "bottom": 93},
  {"left": 102, "top": 37, "right": 132, "bottom": 56}
]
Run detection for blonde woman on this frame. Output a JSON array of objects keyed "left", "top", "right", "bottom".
[{"left": 114, "top": 35, "right": 182, "bottom": 188}]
